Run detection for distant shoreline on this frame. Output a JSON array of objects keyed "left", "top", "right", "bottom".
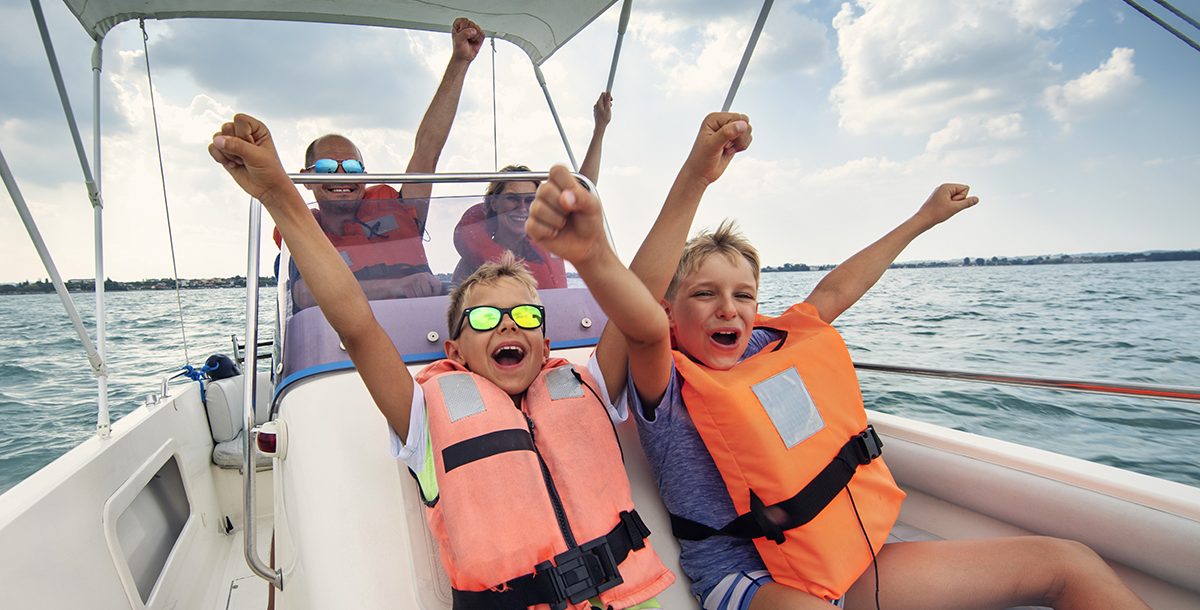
[
  {"left": 2, "top": 250, "right": 1197, "bottom": 294},
  {"left": 0, "top": 276, "right": 276, "bottom": 295},
  {"left": 762, "top": 249, "right": 1200, "bottom": 273}
]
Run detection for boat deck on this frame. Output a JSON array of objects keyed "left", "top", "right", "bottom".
[{"left": 215, "top": 516, "right": 273, "bottom": 610}]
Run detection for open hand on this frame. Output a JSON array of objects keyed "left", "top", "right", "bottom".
[
  {"left": 452, "top": 17, "right": 484, "bottom": 62},
  {"left": 208, "top": 113, "right": 292, "bottom": 205},
  {"left": 526, "top": 166, "right": 608, "bottom": 266},
  {"left": 682, "top": 112, "right": 752, "bottom": 185},
  {"left": 593, "top": 92, "right": 613, "bottom": 129},
  {"left": 916, "top": 183, "right": 980, "bottom": 226}
]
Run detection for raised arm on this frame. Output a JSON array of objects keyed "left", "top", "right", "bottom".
[
  {"left": 805, "top": 183, "right": 980, "bottom": 324},
  {"left": 209, "top": 114, "right": 415, "bottom": 438},
  {"left": 526, "top": 166, "right": 670, "bottom": 401},
  {"left": 404, "top": 17, "right": 483, "bottom": 225},
  {"left": 593, "top": 113, "right": 752, "bottom": 403},
  {"left": 578, "top": 92, "right": 613, "bottom": 185}
]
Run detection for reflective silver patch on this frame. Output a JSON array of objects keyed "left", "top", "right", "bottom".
[
  {"left": 752, "top": 368, "right": 825, "bottom": 449},
  {"left": 546, "top": 366, "right": 584, "bottom": 400},
  {"left": 368, "top": 214, "right": 400, "bottom": 235},
  {"left": 439, "top": 374, "right": 486, "bottom": 422}
]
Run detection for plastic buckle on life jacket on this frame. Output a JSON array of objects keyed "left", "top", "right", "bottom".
[
  {"left": 539, "top": 537, "right": 624, "bottom": 608},
  {"left": 852, "top": 425, "right": 884, "bottom": 465}
]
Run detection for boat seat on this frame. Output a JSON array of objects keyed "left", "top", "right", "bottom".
[{"left": 203, "top": 371, "right": 273, "bottom": 470}]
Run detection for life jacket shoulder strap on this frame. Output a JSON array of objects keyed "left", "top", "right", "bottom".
[{"left": 671, "top": 426, "right": 884, "bottom": 543}]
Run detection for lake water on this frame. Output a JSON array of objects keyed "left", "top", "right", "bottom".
[{"left": 1, "top": 261, "right": 1198, "bottom": 494}]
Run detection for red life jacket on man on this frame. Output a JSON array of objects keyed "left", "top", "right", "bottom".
[
  {"left": 416, "top": 358, "right": 674, "bottom": 609},
  {"left": 275, "top": 185, "right": 432, "bottom": 279},
  {"left": 671, "top": 302, "right": 905, "bottom": 601}
]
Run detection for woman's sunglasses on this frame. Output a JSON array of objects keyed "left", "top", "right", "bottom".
[
  {"left": 454, "top": 304, "right": 546, "bottom": 338},
  {"left": 305, "top": 158, "right": 365, "bottom": 174}
]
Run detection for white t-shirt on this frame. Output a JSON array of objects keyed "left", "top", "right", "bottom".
[{"left": 389, "top": 354, "right": 622, "bottom": 475}]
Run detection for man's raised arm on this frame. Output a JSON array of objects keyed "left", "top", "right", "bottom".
[{"left": 404, "top": 17, "right": 484, "bottom": 225}]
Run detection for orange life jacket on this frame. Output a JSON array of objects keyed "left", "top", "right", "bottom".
[
  {"left": 672, "top": 302, "right": 905, "bottom": 600},
  {"left": 416, "top": 358, "right": 674, "bottom": 609}
]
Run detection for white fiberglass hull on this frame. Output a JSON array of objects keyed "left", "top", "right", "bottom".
[{"left": 2, "top": 354, "right": 1197, "bottom": 609}]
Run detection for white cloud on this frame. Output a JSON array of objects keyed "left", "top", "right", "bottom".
[
  {"left": 1014, "top": 0, "right": 1083, "bottom": 30},
  {"left": 925, "top": 113, "right": 1025, "bottom": 165},
  {"left": 629, "top": 4, "right": 828, "bottom": 96},
  {"left": 1043, "top": 47, "right": 1140, "bottom": 126},
  {"left": 830, "top": 0, "right": 1067, "bottom": 136}
]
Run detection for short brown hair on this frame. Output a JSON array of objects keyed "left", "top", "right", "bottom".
[
  {"left": 447, "top": 251, "right": 541, "bottom": 336},
  {"left": 666, "top": 219, "right": 761, "bottom": 300}
]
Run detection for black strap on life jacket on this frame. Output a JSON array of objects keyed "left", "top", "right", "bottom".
[
  {"left": 451, "top": 510, "right": 651, "bottom": 610},
  {"left": 670, "top": 426, "right": 884, "bottom": 544}
]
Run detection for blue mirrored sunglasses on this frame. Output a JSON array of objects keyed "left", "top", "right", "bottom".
[{"left": 306, "top": 158, "right": 365, "bottom": 173}]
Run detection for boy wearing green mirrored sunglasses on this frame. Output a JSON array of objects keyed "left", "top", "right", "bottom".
[{"left": 212, "top": 116, "right": 676, "bottom": 607}]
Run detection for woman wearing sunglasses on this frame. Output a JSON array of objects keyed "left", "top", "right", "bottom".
[{"left": 451, "top": 92, "right": 614, "bottom": 288}]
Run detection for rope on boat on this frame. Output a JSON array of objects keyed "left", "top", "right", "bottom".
[
  {"left": 140, "top": 19, "right": 192, "bottom": 364},
  {"left": 1148, "top": 0, "right": 1200, "bottom": 32},
  {"left": 1121, "top": 0, "right": 1200, "bottom": 53},
  {"left": 491, "top": 36, "right": 499, "bottom": 171}
]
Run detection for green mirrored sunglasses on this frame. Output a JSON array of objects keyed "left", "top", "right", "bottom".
[{"left": 453, "top": 304, "right": 546, "bottom": 338}]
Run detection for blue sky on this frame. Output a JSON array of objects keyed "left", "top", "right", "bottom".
[{"left": 1, "top": 0, "right": 1197, "bottom": 282}]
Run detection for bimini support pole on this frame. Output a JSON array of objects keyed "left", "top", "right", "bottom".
[
  {"left": 605, "top": 0, "right": 634, "bottom": 93},
  {"left": 0, "top": 147, "right": 107, "bottom": 384},
  {"left": 242, "top": 199, "right": 282, "bottom": 589},
  {"left": 29, "top": 0, "right": 110, "bottom": 437},
  {"left": 92, "top": 37, "right": 110, "bottom": 438},
  {"left": 533, "top": 64, "right": 579, "bottom": 171},
  {"left": 722, "top": 0, "right": 775, "bottom": 112}
]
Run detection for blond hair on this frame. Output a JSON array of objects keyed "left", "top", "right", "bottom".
[
  {"left": 447, "top": 251, "right": 541, "bottom": 335},
  {"left": 484, "top": 164, "right": 540, "bottom": 198},
  {"left": 666, "top": 219, "right": 761, "bottom": 300}
]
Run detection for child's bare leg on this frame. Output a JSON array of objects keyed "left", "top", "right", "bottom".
[
  {"left": 843, "top": 536, "right": 1149, "bottom": 610},
  {"left": 748, "top": 582, "right": 836, "bottom": 610}
]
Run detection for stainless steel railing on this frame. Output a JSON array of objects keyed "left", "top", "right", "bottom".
[{"left": 854, "top": 362, "right": 1200, "bottom": 404}]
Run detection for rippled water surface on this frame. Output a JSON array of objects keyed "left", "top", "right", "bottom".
[{"left": 2, "top": 261, "right": 1198, "bottom": 494}]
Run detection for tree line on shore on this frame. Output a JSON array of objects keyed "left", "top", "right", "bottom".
[
  {"left": 0, "top": 276, "right": 276, "bottom": 295},
  {"left": 2, "top": 250, "right": 1197, "bottom": 293},
  {"left": 762, "top": 249, "right": 1200, "bottom": 273}
]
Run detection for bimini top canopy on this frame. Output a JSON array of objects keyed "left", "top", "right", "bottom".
[{"left": 61, "top": 0, "right": 618, "bottom": 65}]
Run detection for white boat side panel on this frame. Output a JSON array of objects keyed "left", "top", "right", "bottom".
[
  {"left": 0, "top": 385, "right": 234, "bottom": 609},
  {"left": 898, "top": 488, "right": 1200, "bottom": 610},
  {"left": 273, "top": 347, "right": 694, "bottom": 608},
  {"left": 873, "top": 411, "right": 1200, "bottom": 605}
]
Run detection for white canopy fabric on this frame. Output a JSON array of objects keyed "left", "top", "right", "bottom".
[{"left": 61, "top": 0, "right": 618, "bottom": 65}]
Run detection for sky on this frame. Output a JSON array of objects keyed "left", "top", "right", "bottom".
[{"left": 1, "top": 0, "right": 1198, "bottom": 283}]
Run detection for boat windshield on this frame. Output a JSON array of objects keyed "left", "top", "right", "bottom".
[{"left": 279, "top": 191, "right": 574, "bottom": 314}]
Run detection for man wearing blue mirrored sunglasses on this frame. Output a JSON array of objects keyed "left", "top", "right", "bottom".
[{"left": 281, "top": 17, "right": 485, "bottom": 308}]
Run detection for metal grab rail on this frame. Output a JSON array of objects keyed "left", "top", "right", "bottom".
[
  {"left": 242, "top": 198, "right": 281, "bottom": 588},
  {"left": 287, "top": 171, "right": 592, "bottom": 193},
  {"left": 854, "top": 362, "right": 1200, "bottom": 404}
]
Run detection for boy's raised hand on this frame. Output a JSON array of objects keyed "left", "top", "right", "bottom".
[
  {"left": 915, "top": 183, "right": 980, "bottom": 227},
  {"left": 682, "top": 112, "right": 752, "bottom": 185},
  {"left": 527, "top": 165, "right": 608, "bottom": 267},
  {"left": 208, "top": 113, "right": 293, "bottom": 205}
]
